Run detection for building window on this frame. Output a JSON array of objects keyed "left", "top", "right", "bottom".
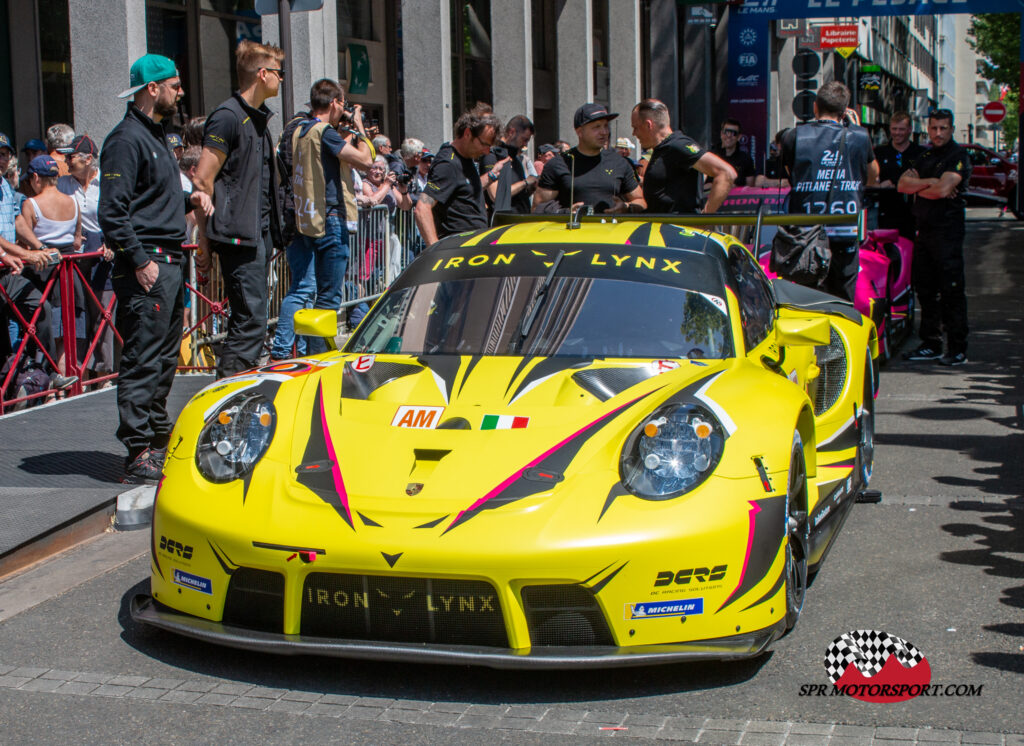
[
  {"left": 39, "top": 0, "right": 72, "bottom": 128},
  {"left": 451, "top": 0, "right": 492, "bottom": 116},
  {"left": 592, "top": 0, "right": 609, "bottom": 109}
]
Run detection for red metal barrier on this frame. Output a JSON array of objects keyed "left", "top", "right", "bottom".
[{"left": 0, "top": 250, "right": 121, "bottom": 413}]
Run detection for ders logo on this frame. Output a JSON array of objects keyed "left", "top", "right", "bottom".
[
  {"left": 654, "top": 565, "right": 727, "bottom": 587},
  {"left": 824, "top": 630, "right": 931, "bottom": 703}
]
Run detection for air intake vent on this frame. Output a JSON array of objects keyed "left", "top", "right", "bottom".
[
  {"left": 301, "top": 574, "right": 507, "bottom": 646},
  {"left": 572, "top": 367, "right": 656, "bottom": 402},
  {"left": 521, "top": 585, "right": 615, "bottom": 646},
  {"left": 342, "top": 361, "right": 422, "bottom": 399},
  {"left": 222, "top": 568, "right": 285, "bottom": 633},
  {"left": 813, "top": 327, "right": 847, "bottom": 415}
]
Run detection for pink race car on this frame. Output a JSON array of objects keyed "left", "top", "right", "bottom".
[{"left": 718, "top": 186, "right": 914, "bottom": 361}]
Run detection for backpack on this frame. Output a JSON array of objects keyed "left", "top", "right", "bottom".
[{"left": 276, "top": 111, "right": 311, "bottom": 245}]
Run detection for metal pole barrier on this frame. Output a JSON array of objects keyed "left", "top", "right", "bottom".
[{"left": 59, "top": 256, "right": 82, "bottom": 396}]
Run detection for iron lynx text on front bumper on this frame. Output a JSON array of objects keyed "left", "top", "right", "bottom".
[{"left": 132, "top": 219, "right": 875, "bottom": 668}]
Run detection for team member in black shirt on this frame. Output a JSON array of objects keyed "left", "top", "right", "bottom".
[
  {"left": 874, "top": 111, "right": 925, "bottom": 238},
  {"left": 898, "top": 109, "right": 972, "bottom": 366},
  {"left": 481, "top": 115, "right": 536, "bottom": 214},
  {"left": 755, "top": 130, "right": 790, "bottom": 188},
  {"left": 711, "top": 118, "right": 756, "bottom": 187},
  {"left": 414, "top": 109, "right": 508, "bottom": 245},
  {"left": 631, "top": 98, "right": 736, "bottom": 214},
  {"left": 781, "top": 82, "right": 878, "bottom": 301},
  {"left": 99, "top": 54, "right": 213, "bottom": 484},
  {"left": 534, "top": 103, "right": 645, "bottom": 214}
]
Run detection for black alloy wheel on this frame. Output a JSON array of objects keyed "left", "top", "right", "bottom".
[{"left": 784, "top": 431, "right": 809, "bottom": 632}]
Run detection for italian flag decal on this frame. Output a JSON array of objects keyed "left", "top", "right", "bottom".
[{"left": 481, "top": 414, "right": 529, "bottom": 430}]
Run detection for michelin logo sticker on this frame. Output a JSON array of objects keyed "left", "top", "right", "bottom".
[
  {"left": 173, "top": 569, "right": 212, "bottom": 595},
  {"left": 627, "top": 598, "right": 704, "bottom": 619}
]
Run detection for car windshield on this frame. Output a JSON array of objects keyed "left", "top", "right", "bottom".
[{"left": 347, "top": 275, "right": 733, "bottom": 359}]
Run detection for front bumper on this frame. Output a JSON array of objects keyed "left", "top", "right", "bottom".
[{"left": 131, "top": 594, "right": 783, "bottom": 670}]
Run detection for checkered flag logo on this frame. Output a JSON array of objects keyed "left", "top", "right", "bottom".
[{"left": 824, "top": 630, "right": 925, "bottom": 683}]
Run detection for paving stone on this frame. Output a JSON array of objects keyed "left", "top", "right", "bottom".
[
  {"left": 159, "top": 690, "right": 203, "bottom": 704},
  {"left": 429, "top": 701, "right": 471, "bottom": 714},
  {"left": 466, "top": 703, "right": 508, "bottom": 716},
  {"left": 320, "top": 693, "right": 358, "bottom": 706},
  {"left": 826, "top": 737, "right": 873, "bottom": 746},
  {"left": 544, "top": 708, "right": 590, "bottom": 722},
  {"left": 789, "top": 724, "right": 834, "bottom": 735},
  {"left": 917, "top": 730, "right": 962, "bottom": 743},
  {"left": 874, "top": 727, "right": 918, "bottom": 740},
  {"left": 1002, "top": 737, "right": 1024, "bottom": 746},
  {"left": 739, "top": 732, "right": 787, "bottom": 746},
  {"left": 40, "top": 670, "right": 81, "bottom": 681},
  {"left": 355, "top": 696, "right": 395, "bottom": 708},
  {"left": 0, "top": 676, "right": 31, "bottom": 688},
  {"left": 527, "top": 719, "right": 579, "bottom": 734},
  {"left": 494, "top": 718, "right": 534, "bottom": 731},
  {"left": 10, "top": 667, "right": 47, "bottom": 678},
  {"left": 72, "top": 672, "right": 112, "bottom": 684},
  {"left": 378, "top": 709, "right": 422, "bottom": 724},
  {"left": 832, "top": 726, "right": 876, "bottom": 738},
  {"left": 195, "top": 693, "right": 237, "bottom": 706},
  {"left": 621, "top": 725, "right": 664, "bottom": 738},
  {"left": 281, "top": 691, "right": 322, "bottom": 703},
  {"left": 124, "top": 688, "right": 167, "bottom": 700},
  {"left": 246, "top": 686, "right": 287, "bottom": 699},
  {"left": 784, "top": 735, "right": 829, "bottom": 746},
  {"left": 211, "top": 683, "right": 253, "bottom": 696},
  {"left": 697, "top": 730, "right": 743, "bottom": 745},
  {"left": 418, "top": 711, "right": 461, "bottom": 727},
  {"left": 176, "top": 681, "right": 217, "bottom": 693},
  {"left": 961, "top": 734, "right": 1004, "bottom": 745},
  {"left": 230, "top": 696, "right": 270, "bottom": 709},
  {"left": 54, "top": 681, "right": 100, "bottom": 695},
  {"left": 665, "top": 716, "right": 709, "bottom": 729},
  {"left": 345, "top": 705, "right": 385, "bottom": 720},
  {"left": 583, "top": 710, "right": 627, "bottom": 725},
  {"left": 706, "top": 719, "right": 750, "bottom": 731},
  {"left": 577, "top": 724, "right": 626, "bottom": 737},
  {"left": 747, "top": 721, "right": 791, "bottom": 734},
  {"left": 306, "top": 703, "right": 350, "bottom": 717},
  {"left": 456, "top": 714, "right": 505, "bottom": 729},
  {"left": 267, "top": 700, "right": 312, "bottom": 714},
  {"left": 142, "top": 678, "right": 185, "bottom": 689},
  {"left": 624, "top": 714, "right": 668, "bottom": 727},
  {"left": 106, "top": 675, "right": 150, "bottom": 687},
  {"left": 18, "top": 678, "right": 63, "bottom": 693},
  {"left": 0, "top": 665, "right": 13, "bottom": 675},
  {"left": 659, "top": 729, "right": 703, "bottom": 742},
  {"left": 505, "top": 705, "right": 548, "bottom": 720},
  {"left": 93, "top": 684, "right": 134, "bottom": 697}
]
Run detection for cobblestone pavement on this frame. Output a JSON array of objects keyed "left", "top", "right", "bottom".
[{"left": 1, "top": 663, "right": 1022, "bottom": 743}]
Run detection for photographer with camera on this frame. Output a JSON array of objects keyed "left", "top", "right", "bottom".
[{"left": 360, "top": 156, "right": 412, "bottom": 212}]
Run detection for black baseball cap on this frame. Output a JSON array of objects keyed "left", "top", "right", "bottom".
[
  {"left": 537, "top": 144, "right": 558, "bottom": 155},
  {"left": 71, "top": 135, "right": 98, "bottom": 156},
  {"left": 573, "top": 103, "right": 618, "bottom": 128}
]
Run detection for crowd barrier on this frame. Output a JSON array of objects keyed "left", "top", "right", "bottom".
[{"left": 1, "top": 206, "right": 422, "bottom": 412}]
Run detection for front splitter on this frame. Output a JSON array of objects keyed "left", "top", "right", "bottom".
[{"left": 131, "top": 595, "right": 783, "bottom": 670}]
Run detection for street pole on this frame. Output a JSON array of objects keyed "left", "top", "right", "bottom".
[{"left": 278, "top": 0, "right": 293, "bottom": 122}]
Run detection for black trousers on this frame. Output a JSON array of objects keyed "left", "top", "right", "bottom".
[
  {"left": 112, "top": 259, "right": 184, "bottom": 458},
  {"left": 914, "top": 221, "right": 967, "bottom": 355},
  {"left": 825, "top": 236, "right": 859, "bottom": 303},
  {"left": 213, "top": 234, "right": 269, "bottom": 378},
  {"left": 1, "top": 272, "right": 56, "bottom": 362}
]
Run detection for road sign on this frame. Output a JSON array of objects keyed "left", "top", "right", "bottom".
[
  {"left": 820, "top": 25, "right": 859, "bottom": 49},
  {"left": 982, "top": 101, "right": 1006, "bottom": 124},
  {"left": 792, "top": 49, "right": 821, "bottom": 79},
  {"left": 793, "top": 91, "right": 817, "bottom": 122}
]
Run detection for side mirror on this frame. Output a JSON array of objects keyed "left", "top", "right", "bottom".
[
  {"left": 294, "top": 308, "right": 339, "bottom": 350},
  {"left": 777, "top": 317, "right": 831, "bottom": 347}
]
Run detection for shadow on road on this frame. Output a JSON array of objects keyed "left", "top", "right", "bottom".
[
  {"left": 18, "top": 449, "right": 124, "bottom": 483},
  {"left": 116, "top": 581, "right": 771, "bottom": 701}
]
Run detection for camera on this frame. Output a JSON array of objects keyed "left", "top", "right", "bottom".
[{"left": 395, "top": 171, "right": 413, "bottom": 187}]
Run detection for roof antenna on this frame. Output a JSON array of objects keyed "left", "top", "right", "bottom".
[{"left": 566, "top": 151, "right": 584, "bottom": 229}]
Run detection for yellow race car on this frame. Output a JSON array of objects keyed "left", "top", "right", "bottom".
[{"left": 132, "top": 216, "right": 878, "bottom": 668}]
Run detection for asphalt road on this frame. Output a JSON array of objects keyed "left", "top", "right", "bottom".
[{"left": 1, "top": 215, "right": 1021, "bottom": 744}]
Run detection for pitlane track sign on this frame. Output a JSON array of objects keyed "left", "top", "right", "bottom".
[{"left": 734, "top": 0, "right": 1024, "bottom": 18}]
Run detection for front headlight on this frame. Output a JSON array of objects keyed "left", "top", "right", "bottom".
[
  {"left": 620, "top": 402, "right": 725, "bottom": 498},
  {"left": 195, "top": 392, "right": 276, "bottom": 483}
]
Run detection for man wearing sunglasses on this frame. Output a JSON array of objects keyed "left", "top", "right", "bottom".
[
  {"left": 711, "top": 119, "right": 756, "bottom": 187},
  {"left": 193, "top": 40, "right": 285, "bottom": 378},
  {"left": 874, "top": 112, "right": 925, "bottom": 239}
]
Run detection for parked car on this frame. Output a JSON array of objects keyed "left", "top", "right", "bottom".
[{"left": 964, "top": 143, "right": 1020, "bottom": 219}]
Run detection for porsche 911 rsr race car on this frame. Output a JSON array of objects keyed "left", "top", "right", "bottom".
[{"left": 132, "top": 216, "right": 878, "bottom": 669}]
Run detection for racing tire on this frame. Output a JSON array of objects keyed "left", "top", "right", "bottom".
[
  {"left": 784, "top": 431, "right": 809, "bottom": 632},
  {"left": 857, "top": 360, "right": 875, "bottom": 488}
]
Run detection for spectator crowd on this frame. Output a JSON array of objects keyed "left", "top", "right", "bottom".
[{"left": 0, "top": 42, "right": 983, "bottom": 480}]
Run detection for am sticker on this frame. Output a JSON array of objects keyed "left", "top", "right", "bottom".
[{"left": 392, "top": 405, "right": 445, "bottom": 429}]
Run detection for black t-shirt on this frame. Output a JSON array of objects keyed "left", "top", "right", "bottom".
[
  {"left": 711, "top": 145, "right": 755, "bottom": 185},
  {"left": 537, "top": 147, "right": 638, "bottom": 213},
  {"left": 204, "top": 101, "right": 273, "bottom": 233},
  {"left": 423, "top": 143, "right": 487, "bottom": 238},
  {"left": 642, "top": 131, "right": 706, "bottom": 213},
  {"left": 872, "top": 141, "right": 925, "bottom": 233},
  {"left": 910, "top": 140, "right": 971, "bottom": 225},
  {"left": 481, "top": 141, "right": 531, "bottom": 214},
  {"left": 781, "top": 120, "right": 874, "bottom": 238},
  {"left": 875, "top": 141, "right": 925, "bottom": 186}
]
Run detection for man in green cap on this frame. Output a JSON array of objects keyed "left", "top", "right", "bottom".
[{"left": 98, "top": 53, "right": 214, "bottom": 484}]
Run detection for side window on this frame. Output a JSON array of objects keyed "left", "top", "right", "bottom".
[{"left": 729, "top": 247, "right": 775, "bottom": 351}]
